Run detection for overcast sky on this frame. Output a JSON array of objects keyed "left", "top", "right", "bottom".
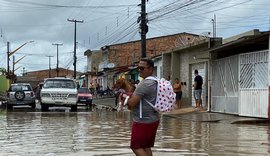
[{"left": 0, "top": 0, "right": 269, "bottom": 75}]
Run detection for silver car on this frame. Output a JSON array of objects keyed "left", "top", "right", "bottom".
[{"left": 6, "top": 83, "right": 36, "bottom": 109}]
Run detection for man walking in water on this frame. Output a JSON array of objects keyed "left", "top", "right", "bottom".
[
  {"left": 193, "top": 69, "right": 203, "bottom": 108},
  {"left": 127, "top": 58, "right": 159, "bottom": 156}
]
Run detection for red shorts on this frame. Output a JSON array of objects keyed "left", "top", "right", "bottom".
[{"left": 130, "top": 120, "right": 159, "bottom": 149}]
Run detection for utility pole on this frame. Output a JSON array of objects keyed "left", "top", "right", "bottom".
[
  {"left": 139, "top": 0, "right": 148, "bottom": 58},
  {"left": 12, "top": 55, "right": 15, "bottom": 74},
  {"left": 52, "top": 43, "right": 63, "bottom": 77},
  {"left": 46, "top": 55, "right": 54, "bottom": 78},
  {"left": 7, "top": 42, "right": 10, "bottom": 75},
  {"left": 212, "top": 14, "right": 216, "bottom": 38},
  {"left": 67, "top": 19, "right": 83, "bottom": 79}
]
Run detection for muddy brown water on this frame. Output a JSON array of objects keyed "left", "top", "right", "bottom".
[{"left": 0, "top": 108, "right": 269, "bottom": 156}]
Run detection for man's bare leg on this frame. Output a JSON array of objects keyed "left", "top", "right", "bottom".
[
  {"left": 133, "top": 148, "right": 151, "bottom": 156},
  {"left": 145, "top": 148, "right": 153, "bottom": 156}
]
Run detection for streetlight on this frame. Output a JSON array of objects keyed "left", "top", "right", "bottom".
[
  {"left": 9, "top": 40, "right": 34, "bottom": 56},
  {"left": 7, "top": 40, "right": 34, "bottom": 75},
  {"left": 14, "top": 65, "right": 23, "bottom": 72},
  {"left": 13, "top": 55, "right": 27, "bottom": 74}
]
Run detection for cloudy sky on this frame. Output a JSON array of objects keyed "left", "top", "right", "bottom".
[{"left": 0, "top": 0, "right": 269, "bottom": 75}]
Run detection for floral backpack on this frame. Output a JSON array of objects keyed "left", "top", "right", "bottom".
[{"left": 141, "top": 76, "right": 176, "bottom": 114}]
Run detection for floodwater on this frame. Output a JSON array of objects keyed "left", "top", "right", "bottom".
[{"left": 0, "top": 108, "right": 269, "bottom": 156}]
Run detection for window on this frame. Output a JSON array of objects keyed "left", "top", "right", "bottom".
[{"left": 44, "top": 79, "right": 76, "bottom": 89}]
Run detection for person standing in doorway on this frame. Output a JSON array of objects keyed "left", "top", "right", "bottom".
[
  {"left": 173, "top": 78, "right": 182, "bottom": 109},
  {"left": 166, "top": 76, "right": 171, "bottom": 84},
  {"left": 126, "top": 58, "right": 159, "bottom": 156},
  {"left": 193, "top": 69, "right": 203, "bottom": 108}
]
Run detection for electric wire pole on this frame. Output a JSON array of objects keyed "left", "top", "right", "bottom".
[
  {"left": 67, "top": 19, "right": 83, "bottom": 79},
  {"left": 7, "top": 42, "right": 10, "bottom": 75},
  {"left": 52, "top": 43, "right": 63, "bottom": 77},
  {"left": 140, "top": 0, "right": 148, "bottom": 58},
  {"left": 212, "top": 14, "right": 216, "bottom": 38},
  {"left": 46, "top": 55, "right": 53, "bottom": 78}
]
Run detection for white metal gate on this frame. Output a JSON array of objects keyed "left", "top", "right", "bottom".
[
  {"left": 239, "top": 50, "right": 268, "bottom": 118},
  {"left": 211, "top": 55, "right": 239, "bottom": 114},
  {"left": 191, "top": 62, "right": 207, "bottom": 107}
]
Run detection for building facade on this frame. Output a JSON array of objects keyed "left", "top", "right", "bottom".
[
  {"left": 166, "top": 38, "right": 222, "bottom": 108},
  {"left": 17, "top": 68, "right": 76, "bottom": 89},
  {"left": 84, "top": 32, "right": 204, "bottom": 91},
  {"left": 209, "top": 30, "right": 270, "bottom": 118}
]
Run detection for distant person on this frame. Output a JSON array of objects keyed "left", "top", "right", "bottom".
[
  {"left": 166, "top": 76, "right": 171, "bottom": 84},
  {"left": 193, "top": 69, "right": 203, "bottom": 108},
  {"left": 173, "top": 78, "right": 182, "bottom": 109},
  {"left": 89, "top": 82, "right": 95, "bottom": 94},
  {"left": 36, "top": 83, "right": 43, "bottom": 103},
  {"left": 96, "top": 83, "right": 101, "bottom": 97},
  {"left": 96, "top": 83, "right": 100, "bottom": 91}
]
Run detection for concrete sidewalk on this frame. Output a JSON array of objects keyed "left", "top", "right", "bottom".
[
  {"left": 163, "top": 107, "right": 269, "bottom": 124},
  {"left": 168, "top": 107, "right": 207, "bottom": 115}
]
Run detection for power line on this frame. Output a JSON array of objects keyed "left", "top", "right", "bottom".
[{"left": 1, "top": 1, "right": 137, "bottom": 9}]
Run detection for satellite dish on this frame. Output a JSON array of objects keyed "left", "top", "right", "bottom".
[{"left": 107, "top": 63, "right": 115, "bottom": 68}]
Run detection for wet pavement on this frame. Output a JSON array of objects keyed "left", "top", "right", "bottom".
[{"left": 0, "top": 98, "right": 269, "bottom": 156}]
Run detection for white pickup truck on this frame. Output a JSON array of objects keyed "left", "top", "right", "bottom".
[{"left": 40, "top": 77, "right": 78, "bottom": 111}]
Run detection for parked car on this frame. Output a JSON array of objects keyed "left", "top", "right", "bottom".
[
  {"left": 40, "top": 77, "right": 78, "bottom": 112},
  {"left": 77, "top": 87, "right": 93, "bottom": 108},
  {"left": 6, "top": 83, "right": 36, "bottom": 109}
]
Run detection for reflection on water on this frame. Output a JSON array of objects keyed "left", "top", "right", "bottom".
[
  {"left": 0, "top": 109, "right": 269, "bottom": 156},
  {"left": 158, "top": 116, "right": 270, "bottom": 156}
]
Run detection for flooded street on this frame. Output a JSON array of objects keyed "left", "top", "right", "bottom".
[{"left": 0, "top": 107, "right": 269, "bottom": 156}]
